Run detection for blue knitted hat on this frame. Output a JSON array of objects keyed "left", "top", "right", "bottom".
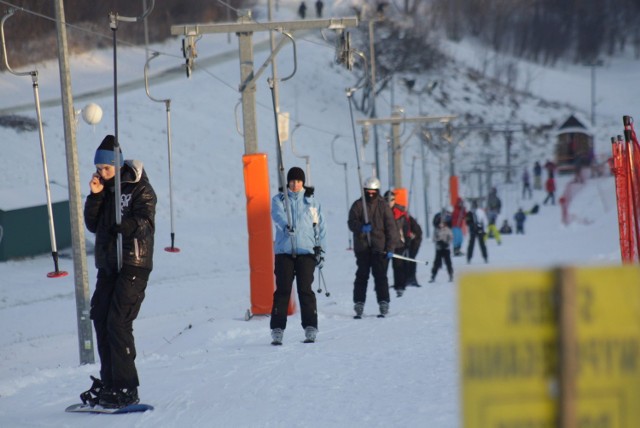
[{"left": 94, "top": 135, "right": 123, "bottom": 166}]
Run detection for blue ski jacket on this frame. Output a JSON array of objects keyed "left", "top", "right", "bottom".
[{"left": 272, "top": 187, "right": 326, "bottom": 256}]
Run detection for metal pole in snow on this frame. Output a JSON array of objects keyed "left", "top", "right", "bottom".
[{"left": 1, "top": 9, "right": 68, "bottom": 278}]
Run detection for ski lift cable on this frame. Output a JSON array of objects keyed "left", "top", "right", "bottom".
[{"left": 0, "top": 0, "right": 180, "bottom": 60}]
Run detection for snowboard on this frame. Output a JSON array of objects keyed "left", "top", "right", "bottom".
[{"left": 65, "top": 403, "right": 154, "bottom": 414}]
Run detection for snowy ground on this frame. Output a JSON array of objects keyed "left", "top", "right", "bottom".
[{"left": 0, "top": 1, "right": 630, "bottom": 427}]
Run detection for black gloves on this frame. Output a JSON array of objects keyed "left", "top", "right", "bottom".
[{"left": 109, "top": 219, "right": 137, "bottom": 238}]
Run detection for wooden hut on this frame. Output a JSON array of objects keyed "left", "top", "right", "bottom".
[{"left": 555, "top": 114, "right": 594, "bottom": 174}]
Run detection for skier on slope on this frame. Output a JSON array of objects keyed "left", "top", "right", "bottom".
[
  {"left": 429, "top": 220, "right": 454, "bottom": 283},
  {"left": 384, "top": 190, "right": 410, "bottom": 297},
  {"left": 81, "top": 135, "right": 157, "bottom": 408},
  {"left": 270, "top": 167, "right": 326, "bottom": 345},
  {"left": 348, "top": 177, "right": 400, "bottom": 318}
]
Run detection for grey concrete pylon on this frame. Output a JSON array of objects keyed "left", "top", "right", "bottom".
[{"left": 357, "top": 114, "right": 456, "bottom": 188}]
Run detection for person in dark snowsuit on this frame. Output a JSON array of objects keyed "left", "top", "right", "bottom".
[
  {"left": 82, "top": 135, "right": 156, "bottom": 409},
  {"left": 514, "top": 208, "right": 526, "bottom": 234},
  {"left": 384, "top": 190, "right": 410, "bottom": 297},
  {"left": 466, "top": 201, "right": 488, "bottom": 264},
  {"left": 533, "top": 161, "right": 543, "bottom": 190},
  {"left": 298, "top": 1, "right": 307, "bottom": 18},
  {"left": 348, "top": 177, "right": 400, "bottom": 318},
  {"left": 315, "top": 0, "right": 324, "bottom": 17},
  {"left": 404, "top": 215, "right": 423, "bottom": 287}
]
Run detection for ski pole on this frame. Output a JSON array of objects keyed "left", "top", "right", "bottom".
[
  {"left": 144, "top": 52, "right": 180, "bottom": 253},
  {"left": 1, "top": 9, "right": 67, "bottom": 279},
  {"left": 381, "top": 251, "right": 429, "bottom": 265},
  {"left": 109, "top": 1, "right": 155, "bottom": 271},
  {"left": 316, "top": 266, "right": 330, "bottom": 297}
]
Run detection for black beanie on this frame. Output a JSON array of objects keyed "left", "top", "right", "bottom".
[
  {"left": 287, "top": 167, "right": 305, "bottom": 185},
  {"left": 94, "top": 135, "right": 123, "bottom": 166}
]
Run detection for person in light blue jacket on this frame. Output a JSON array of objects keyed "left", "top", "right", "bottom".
[{"left": 270, "top": 167, "right": 326, "bottom": 345}]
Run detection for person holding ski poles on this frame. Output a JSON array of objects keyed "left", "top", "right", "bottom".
[
  {"left": 81, "top": 135, "right": 157, "bottom": 408},
  {"left": 348, "top": 177, "right": 400, "bottom": 318},
  {"left": 466, "top": 200, "right": 489, "bottom": 264},
  {"left": 270, "top": 167, "right": 326, "bottom": 345},
  {"left": 429, "top": 220, "right": 454, "bottom": 283}
]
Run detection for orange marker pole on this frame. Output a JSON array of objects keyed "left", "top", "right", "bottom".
[{"left": 242, "top": 154, "right": 275, "bottom": 315}]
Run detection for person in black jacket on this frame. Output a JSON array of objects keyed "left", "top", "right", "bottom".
[
  {"left": 81, "top": 135, "right": 156, "bottom": 409},
  {"left": 348, "top": 177, "right": 400, "bottom": 318}
]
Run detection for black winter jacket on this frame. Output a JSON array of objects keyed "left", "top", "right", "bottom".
[
  {"left": 348, "top": 194, "right": 400, "bottom": 254},
  {"left": 84, "top": 160, "right": 156, "bottom": 271}
]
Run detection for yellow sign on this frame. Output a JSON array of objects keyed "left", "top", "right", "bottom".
[{"left": 459, "top": 266, "right": 640, "bottom": 428}]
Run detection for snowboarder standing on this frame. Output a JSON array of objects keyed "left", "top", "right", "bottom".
[
  {"left": 429, "top": 221, "right": 454, "bottom": 283},
  {"left": 270, "top": 167, "right": 326, "bottom": 345},
  {"left": 82, "top": 135, "right": 156, "bottom": 408},
  {"left": 348, "top": 177, "right": 400, "bottom": 318}
]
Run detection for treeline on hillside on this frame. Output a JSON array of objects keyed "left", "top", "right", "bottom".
[
  {"left": 428, "top": 0, "right": 640, "bottom": 64},
  {"left": 0, "top": 0, "right": 247, "bottom": 68}
]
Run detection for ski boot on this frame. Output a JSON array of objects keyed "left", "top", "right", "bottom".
[
  {"left": 80, "top": 375, "right": 104, "bottom": 407},
  {"left": 353, "top": 302, "right": 364, "bottom": 319},
  {"left": 378, "top": 301, "right": 389, "bottom": 318},
  {"left": 271, "top": 328, "right": 284, "bottom": 346},
  {"left": 99, "top": 387, "right": 139, "bottom": 409},
  {"left": 304, "top": 326, "right": 318, "bottom": 343}
]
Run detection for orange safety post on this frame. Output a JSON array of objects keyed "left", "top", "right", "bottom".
[
  {"left": 394, "top": 187, "right": 408, "bottom": 209},
  {"left": 449, "top": 175, "right": 459, "bottom": 208},
  {"left": 242, "top": 154, "right": 275, "bottom": 315}
]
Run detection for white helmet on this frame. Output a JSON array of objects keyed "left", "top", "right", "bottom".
[{"left": 363, "top": 177, "right": 381, "bottom": 190}]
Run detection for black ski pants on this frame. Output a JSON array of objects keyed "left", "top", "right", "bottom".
[
  {"left": 404, "top": 239, "right": 421, "bottom": 281},
  {"left": 467, "top": 231, "right": 488, "bottom": 263},
  {"left": 392, "top": 247, "right": 408, "bottom": 291},
  {"left": 270, "top": 254, "right": 318, "bottom": 331},
  {"left": 353, "top": 250, "right": 391, "bottom": 304},
  {"left": 431, "top": 248, "right": 453, "bottom": 279},
  {"left": 91, "top": 266, "right": 148, "bottom": 390}
]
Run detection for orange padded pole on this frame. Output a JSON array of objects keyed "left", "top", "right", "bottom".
[{"left": 242, "top": 154, "right": 275, "bottom": 315}]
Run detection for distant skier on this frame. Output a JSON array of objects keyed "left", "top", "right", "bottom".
[
  {"left": 514, "top": 208, "right": 526, "bottom": 234},
  {"left": 81, "top": 135, "right": 157, "bottom": 408},
  {"left": 315, "top": 0, "right": 324, "bottom": 17},
  {"left": 348, "top": 177, "right": 399, "bottom": 318},
  {"left": 543, "top": 176, "right": 556, "bottom": 205},
  {"left": 429, "top": 220, "right": 454, "bottom": 283},
  {"left": 270, "top": 167, "right": 326, "bottom": 345},
  {"left": 466, "top": 201, "right": 488, "bottom": 264},
  {"left": 533, "top": 160, "right": 543, "bottom": 190},
  {"left": 451, "top": 197, "right": 467, "bottom": 256},
  {"left": 522, "top": 168, "right": 532, "bottom": 199},
  {"left": 384, "top": 190, "right": 409, "bottom": 297},
  {"left": 298, "top": 1, "right": 307, "bottom": 19},
  {"left": 404, "top": 215, "right": 423, "bottom": 287}
]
